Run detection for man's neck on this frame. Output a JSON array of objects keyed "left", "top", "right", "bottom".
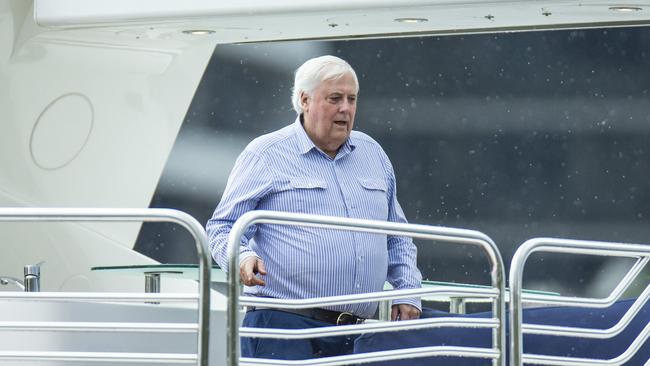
[{"left": 300, "top": 115, "right": 341, "bottom": 158}]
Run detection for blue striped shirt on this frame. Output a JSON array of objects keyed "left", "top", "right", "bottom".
[{"left": 206, "top": 117, "right": 422, "bottom": 318}]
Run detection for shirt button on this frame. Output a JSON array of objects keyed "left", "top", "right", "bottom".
[
  {"left": 357, "top": 256, "right": 362, "bottom": 261},
  {"left": 356, "top": 283, "right": 361, "bottom": 288}
]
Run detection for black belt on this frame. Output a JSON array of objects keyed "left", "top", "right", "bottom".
[{"left": 248, "top": 306, "right": 365, "bottom": 325}]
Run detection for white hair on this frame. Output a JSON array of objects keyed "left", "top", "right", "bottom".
[{"left": 291, "top": 55, "right": 359, "bottom": 114}]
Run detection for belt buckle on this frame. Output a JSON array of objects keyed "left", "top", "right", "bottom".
[{"left": 336, "top": 312, "right": 354, "bottom": 325}]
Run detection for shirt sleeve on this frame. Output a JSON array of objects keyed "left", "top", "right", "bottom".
[
  {"left": 381, "top": 149, "right": 423, "bottom": 310},
  {"left": 205, "top": 149, "right": 274, "bottom": 272}
]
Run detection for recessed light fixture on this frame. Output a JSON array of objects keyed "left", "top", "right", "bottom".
[
  {"left": 608, "top": 6, "right": 642, "bottom": 12},
  {"left": 181, "top": 30, "right": 216, "bottom": 35},
  {"left": 394, "top": 17, "right": 428, "bottom": 23}
]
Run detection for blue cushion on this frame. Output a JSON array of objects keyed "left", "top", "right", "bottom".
[{"left": 353, "top": 298, "right": 649, "bottom": 365}]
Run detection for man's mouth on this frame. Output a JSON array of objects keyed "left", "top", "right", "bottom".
[{"left": 334, "top": 120, "right": 348, "bottom": 127}]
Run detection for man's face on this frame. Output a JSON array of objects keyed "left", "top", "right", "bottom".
[{"left": 301, "top": 73, "right": 357, "bottom": 157}]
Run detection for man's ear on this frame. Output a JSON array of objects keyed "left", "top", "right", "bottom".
[{"left": 300, "top": 92, "right": 309, "bottom": 111}]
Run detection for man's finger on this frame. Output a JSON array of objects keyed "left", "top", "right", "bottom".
[
  {"left": 250, "top": 275, "right": 265, "bottom": 286},
  {"left": 400, "top": 305, "right": 412, "bottom": 320},
  {"left": 252, "top": 258, "right": 266, "bottom": 285},
  {"left": 256, "top": 260, "right": 267, "bottom": 275},
  {"left": 390, "top": 305, "right": 399, "bottom": 321},
  {"left": 240, "top": 267, "right": 254, "bottom": 286},
  {"left": 400, "top": 305, "right": 421, "bottom": 320}
]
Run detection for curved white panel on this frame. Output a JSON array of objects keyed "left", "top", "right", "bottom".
[{"left": 0, "top": 0, "right": 215, "bottom": 292}]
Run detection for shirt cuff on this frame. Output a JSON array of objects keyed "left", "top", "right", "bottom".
[
  {"left": 391, "top": 298, "right": 422, "bottom": 312},
  {"left": 238, "top": 251, "right": 260, "bottom": 266}
]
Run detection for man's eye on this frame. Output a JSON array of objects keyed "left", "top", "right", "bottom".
[{"left": 329, "top": 96, "right": 341, "bottom": 102}]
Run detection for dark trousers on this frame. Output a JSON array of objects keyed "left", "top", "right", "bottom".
[{"left": 241, "top": 309, "right": 356, "bottom": 360}]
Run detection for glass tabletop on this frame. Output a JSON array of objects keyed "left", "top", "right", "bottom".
[
  {"left": 91, "top": 264, "right": 558, "bottom": 297},
  {"left": 91, "top": 264, "right": 226, "bottom": 282}
]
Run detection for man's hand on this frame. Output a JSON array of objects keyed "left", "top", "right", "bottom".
[
  {"left": 391, "top": 304, "right": 421, "bottom": 321},
  {"left": 239, "top": 256, "right": 267, "bottom": 286}
]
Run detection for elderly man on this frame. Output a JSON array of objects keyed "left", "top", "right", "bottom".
[{"left": 206, "top": 55, "right": 422, "bottom": 360}]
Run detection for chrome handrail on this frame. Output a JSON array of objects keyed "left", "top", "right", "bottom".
[
  {"left": 0, "top": 350, "right": 198, "bottom": 363},
  {"left": 227, "top": 210, "right": 506, "bottom": 366},
  {"left": 242, "top": 346, "right": 501, "bottom": 366},
  {"left": 240, "top": 286, "right": 497, "bottom": 308},
  {"left": 0, "top": 320, "right": 199, "bottom": 333},
  {"left": 509, "top": 237, "right": 650, "bottom": 365},
  {"left": 0, "top": 207, "right": 211, "bottom": 366},
  {"left": 0, "top": 292, "right": 199, "bottom": 302},
  {"left": 522, "top": 321, "right": 650, "bottom": 366},
  {"left": 518, "top": 256, "right": 648, "bottom": 307},
  {"left": 240, "top": 316, "right": 499, "bottom": 339},
  {"left": 522, "top": 284, "right": 650, "bottom": 338}
]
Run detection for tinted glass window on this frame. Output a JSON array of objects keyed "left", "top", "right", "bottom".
[{"left": 137, "top": 28, "right": 650, "bottom": 298}]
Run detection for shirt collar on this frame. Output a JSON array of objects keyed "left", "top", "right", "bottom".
[
  {"left": 292, "top": 115, "right": 356, "bottom": 158},
  {"left": 293, "top": 116, "right": 315, "bottom": 155}
]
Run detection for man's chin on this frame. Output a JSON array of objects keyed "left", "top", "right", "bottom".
[{"left": 330, "top": 133, "right": 350, "bottom": 146}]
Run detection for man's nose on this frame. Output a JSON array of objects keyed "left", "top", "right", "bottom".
[{"left": 339, "top": 100, "right": 353, "bottom": 112}]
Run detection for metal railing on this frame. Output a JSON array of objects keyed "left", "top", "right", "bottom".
[
  {"left": 509, "top": 237, "right": 650, "bottom": 366},
  {"left": 226, "top": 210, "right": 506, "bottom": 366},
  {"left": 517, "top": 257, "right": 649, "bottom": 308},
  {"left": 0, "top": 207, "right": 211, "bottom": 366}
]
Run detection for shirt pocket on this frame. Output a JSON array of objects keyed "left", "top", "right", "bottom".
[
  {"left": 290, "top": 178, "right": 328, "bottom": 214},
  {"left": 356, "top": 178, "right": 389, "bottom": 220},
  {"left": 267, "top": 177, "right": 328, "bottom": 214}
]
